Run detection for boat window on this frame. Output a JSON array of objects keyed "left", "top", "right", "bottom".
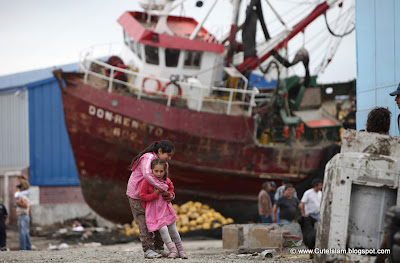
[
  {"left": 145, "top": 45, "right": 159, "bottom": 65},
  {"left": 130, "top": 40, "right": 136, "bottom": 54},
  {"left": 184, "top": 51, "right": 202, "bottom": 68},
  {"left": 165, "top": 48, "right": 180, "bottom": 67},
  {"left": 124, "top": 30, "right": 137, "bottom": 54},
  {"left": 137, "top": 43, "right": 142, "bottom": 59},
  {"left": 123, "top": 30, "right": 130, "bottom": 46}
]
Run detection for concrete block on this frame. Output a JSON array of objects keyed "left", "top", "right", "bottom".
[
  {"left": 247, "top": 227, "right": 280, "bottom": 248},
  {"left": 222, "top": 224, "right": 241, "bottom": 249},
  {"left": 341, "top": 129, "right": 400, "bottom": 157},
  {"left": 223, "top": 223, "right": 302, "bottom": 250},
  {"left": 316, "top": 149, "right": 400, "bottom": 263}
]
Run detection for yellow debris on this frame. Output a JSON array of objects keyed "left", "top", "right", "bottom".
[{"left": 120, "top": 201, "right": 234, "bottom": 236}]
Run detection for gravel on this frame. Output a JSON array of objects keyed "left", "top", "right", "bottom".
[
  {"left": 2, "top": 227, "right": 312, "bottom": 263},
  {"left": 0, "top": 239, "right": 312, "bottom": 263}
]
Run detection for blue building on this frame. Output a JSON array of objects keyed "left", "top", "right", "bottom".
[
  {"left": 356, "top": 0, "right": 400, "bottom": 136},
  {"left": 0, "top": 63, "right": 98, "bottom": 226}
]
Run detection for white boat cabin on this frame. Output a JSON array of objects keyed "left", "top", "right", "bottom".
[
  {"left": 79, "top": 10, "right": 258, "bottom": 117},
  {"left": 118, "top": 11, "right": 225, "bottom": 97}
]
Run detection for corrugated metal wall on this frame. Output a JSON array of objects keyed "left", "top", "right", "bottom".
[
  {"left": 0, "top": 87, "right": 29, "bottom": 168},
  {"left": 0, "top": 62, "right": 77, "bottom": 89},
  {"left": 356, "top": 0, "right": 400, "bottom": 136},
  {"left": 28, "top": 77, "right": 79, "bottom": 186}
]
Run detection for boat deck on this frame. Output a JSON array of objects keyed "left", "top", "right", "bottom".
[{"left": 84, "top": 73, "right": 250, "bottom": 117}]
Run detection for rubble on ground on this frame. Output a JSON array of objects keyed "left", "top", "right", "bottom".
[
  {"left": 223, "top": 223, "right": 303, "bottom": 252},
  {"left": 30, "top": 216, "right": 138, "bottom": 246},
  {"left": 29, "top": 203, "right": 234, "bottom": 248},
  {"left": 120, "top": 201, "right": 234, "bottom": 238}
]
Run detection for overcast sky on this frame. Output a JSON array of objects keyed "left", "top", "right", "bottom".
[{"left": 0, "top": 0, "right": 355, "bottom": 84}]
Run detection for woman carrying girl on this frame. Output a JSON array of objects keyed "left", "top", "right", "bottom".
[
  {"left": 140, "top": 159, "right": 188, "bottom": 259},
  {"left": 126, "top": 140, "right": 175, "bottom": 259}
]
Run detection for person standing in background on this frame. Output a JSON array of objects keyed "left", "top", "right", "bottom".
[
  {"left": 268, "top": 181, "right": 276, "bottom": 205},
  {"left": 272, "top": 184, "right": 299, "bottom": 223},
  {"left": 274, "top": 179, "right": 298, "bottom": 222},
  {"left": 299, "top": 179, "right": 323, "bottom": 221},
  {"left": 274, "top": 179, "right": 298, "bottom": 202},
  {"left": 366, "top": 107, "right": 391, "bottom": 135},
  {"left": 15, "top": 183, "right": 31, "bottom": 250},
  {"left": 17, "top": 175, "right": 30, "bottom": 194},
  {"left": 258, "top": 182, "right": 273, "bottom": 223}
]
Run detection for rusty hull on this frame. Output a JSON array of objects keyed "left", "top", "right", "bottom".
[{"left": 57, "top": 72, "right": 327, "bottom": 223}]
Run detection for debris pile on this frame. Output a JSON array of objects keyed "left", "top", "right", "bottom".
[
  {"left": 30, "top": 217, "right": 138, "bottom": 246},
  {"left": 121, "top": 201, "right": 234, "bottom": 236}
]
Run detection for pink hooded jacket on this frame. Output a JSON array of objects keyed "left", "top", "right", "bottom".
[{"left": 126, "top": 152, "right": 169, "bottom": 199}]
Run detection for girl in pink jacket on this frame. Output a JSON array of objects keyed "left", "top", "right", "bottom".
[
  {"left": 140, "top": 159, "right": 187, "bottom": 259},
  {"left": 126, "top": 140, "right": 175, "bottom": 259}
]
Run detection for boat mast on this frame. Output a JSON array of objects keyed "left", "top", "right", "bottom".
[
  {"left": 226, "top": 0, "right": 242, "bottom": 66},
  {"left": 236, "top": 0, "right": 339, "bottom": 73},
  {"left": 189, "top": 0, "right": 218, "bottom": 40}
]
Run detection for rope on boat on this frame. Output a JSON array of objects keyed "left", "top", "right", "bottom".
[{"left": 324, "top": 9, "right": 355, "bottom": 37}]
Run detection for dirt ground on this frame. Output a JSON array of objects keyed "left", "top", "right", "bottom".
[{"left": 0, "top": 228, "right": 312, "bottom": 263}]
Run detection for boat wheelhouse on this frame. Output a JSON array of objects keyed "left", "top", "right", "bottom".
[{"left": 119, "top": 11, "right": 224, "bottom": 88}]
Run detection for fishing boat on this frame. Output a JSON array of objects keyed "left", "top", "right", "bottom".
[{"left": 53, "top": 0, "right": 354, "bottom": 223}]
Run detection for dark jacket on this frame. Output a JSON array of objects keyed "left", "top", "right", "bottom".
[
  {"left": 398, "top": 114, "right": 400, "bottom": 133},
  {"left": 0, "top": 204, "right": 7, "bottom": 221}
]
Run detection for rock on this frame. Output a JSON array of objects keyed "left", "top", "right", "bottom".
[
  {"left": 58, "top": 228, "right": 68, "bottom": 234},
  {"left": 83, "top": 242, "right": 102, "bottom": 247},
  {"left": 72, "top": 226, "right": 84, "bottom": 232},
  {"left": 48, "top": 244, "right": 59, "bottom": 250},
  {"left": 58, "top": 243, "right": 69, "bottom": 249},
  {"left": 260, "top": 249, "right": 276, "bottom": 258}
]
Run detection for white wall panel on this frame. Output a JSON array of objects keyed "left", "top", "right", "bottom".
[{"left": 0, "top": 90, "right": 29, "bottom": 168}]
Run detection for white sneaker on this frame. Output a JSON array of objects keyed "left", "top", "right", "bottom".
[{"left": 144, "top": 249, "right": 162, "bottom": 259}]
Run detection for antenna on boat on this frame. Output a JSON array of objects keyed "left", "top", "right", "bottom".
[
  {"left": 154, "top": 1, "right": 175, "bottom": 35},
  {"left": 140, "top": 0, "right": 198, "bottom": 35},
  {"left": 264, "top": 0, "right": 291, "bottom": 31},
  {"left": 226, "top": 0, "right": 242, "bottom": 66},
  {"left": 139, "top": 0, "right": 167, "bottom": 12}
]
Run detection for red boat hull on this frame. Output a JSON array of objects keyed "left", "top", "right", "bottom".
[{"left": 58, "top": 72, "right": 329, "bottom": 223}]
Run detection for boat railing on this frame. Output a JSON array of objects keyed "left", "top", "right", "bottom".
[
  {"left": 254, "top": 92, "right": 274, "bottom": 103},
  {"left": 79, "top": 46, "right": 265, "bottom": 117},
  {"left": 79, "top": 43, "right": 122, "bottom": 63}
]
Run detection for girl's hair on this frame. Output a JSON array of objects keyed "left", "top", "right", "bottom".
[
  {"left": 366, "top": 107, "right": 391, "bottom": 134},
  {"left": 130, "top": 140, "right": 175, "bottom": 169},
  {"left": 151, "top": 159, "right": 168, "bottom": 180}
]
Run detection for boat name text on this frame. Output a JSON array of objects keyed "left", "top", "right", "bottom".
[{"left": 88, "top": 105, "right": 163, "bottom": 137}]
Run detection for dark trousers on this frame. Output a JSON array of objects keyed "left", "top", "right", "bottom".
[
  {"left": 0, "top": 220, "right": 6, "bottom": 249},
  {"left": 127, "top": 196, "right": 164, "bottom": 252}
]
